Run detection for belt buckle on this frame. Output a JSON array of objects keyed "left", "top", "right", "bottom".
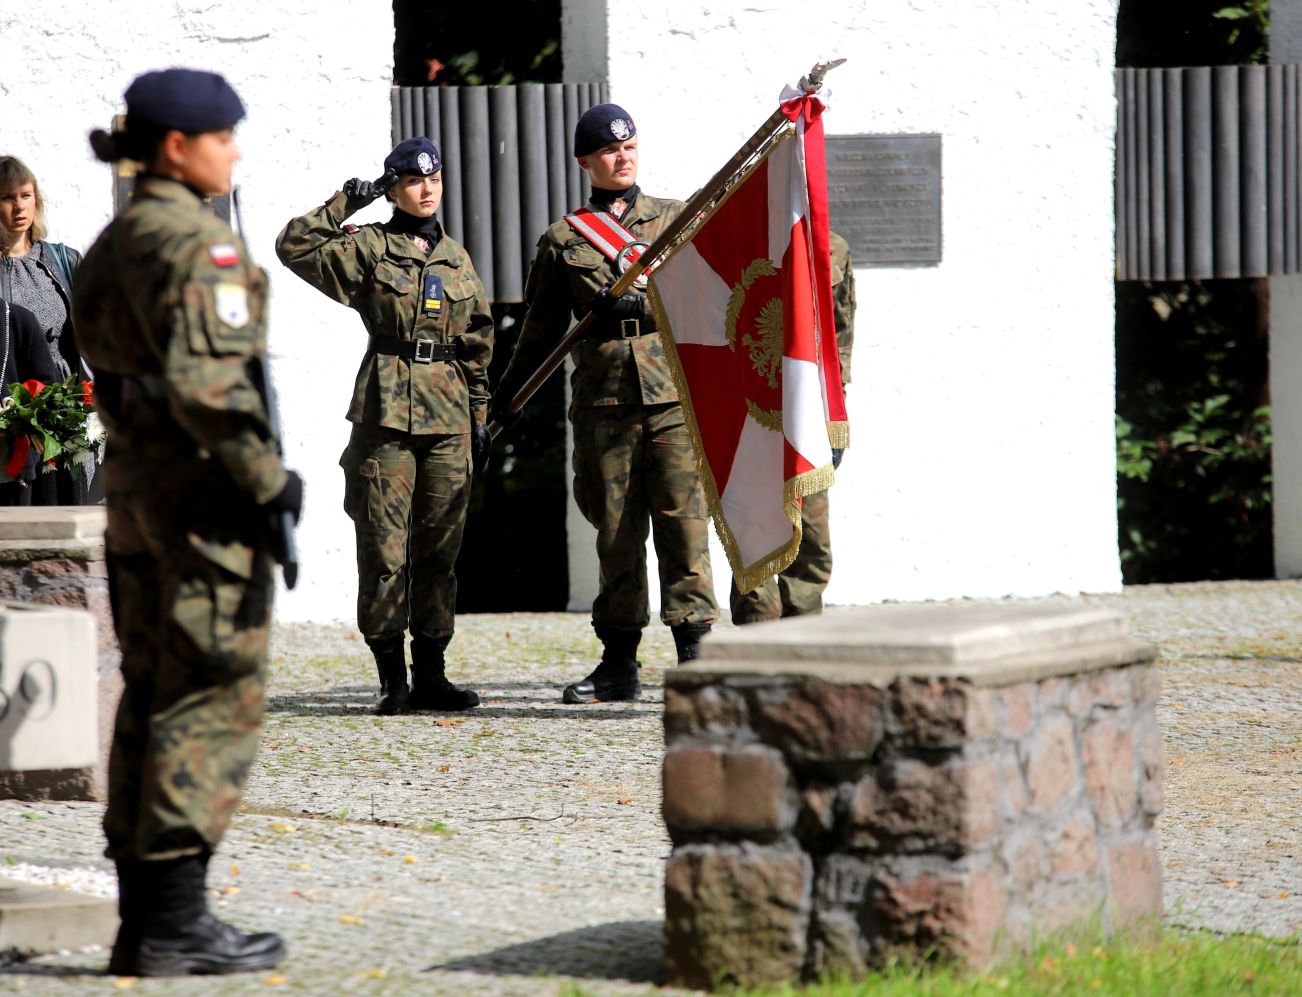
[
  {"left": 414, "top": 338, "right": 435, "bottom": 363},
  {"left": 619, "top": 318, "right": 640, "bottom": 339}
]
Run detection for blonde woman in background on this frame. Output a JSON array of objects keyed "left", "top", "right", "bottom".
[{"left": 0, "top": 155, "right": 98, "bottom": 502}]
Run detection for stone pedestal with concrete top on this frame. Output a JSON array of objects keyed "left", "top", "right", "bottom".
[
  {"left": 0, "top": 507, "right": 116, "bottom": 802},
  {"left": 662, "top": 603, "right": 1164, "bottom": 990}
]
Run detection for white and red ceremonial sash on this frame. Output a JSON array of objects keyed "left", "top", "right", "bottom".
[
  {"left": 647, "top": 88, "right": 849, "bottom": 592},
  {"left": 564, "top": 208, "right": 651, "bottom": 287}
]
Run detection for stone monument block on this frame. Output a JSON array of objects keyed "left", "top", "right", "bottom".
[
  {"left": 663, "top": 603, "right": 1163, "bottom": 989},
  {"left": 0, "top": 603, "right": 98, "bottom": 771}
]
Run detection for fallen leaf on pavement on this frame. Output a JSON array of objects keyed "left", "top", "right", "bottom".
[
  {"left": 230, "top": 864, "right": 241, "bottom": 876},
  {"left": 380, "top": 849, "right": 394, "bottom": 856},
  {"left": 270, "top": 823, "right": 298, "bottom": 833},
  {"left": 1221, "top": 880, "right": 1241, "bottom": 888},
  {"left": 404, "top": 854, "right": 419, "bottom": 864},
  {"left": 617, "top": 798, "right": 634, "bottom": 805},
  {"left": 438, "top": 765, "right": 451, "bottom": 772},
  {"left": 265, "top": 974, "right": 287, "bottom": 985},
  {"left": 361, "top": 969, "right": 389, "bottom": 979},
  {"left": 221, "top": 885, "right": 240, "bottom": 896},
  {"left": 1280, "top": 892, "right": 1290, "bottom": 899},
  {"left": 339, "top": 914, "right": 365, "bottom": 925},
  {"left": 435, "top": 718, "right": 465, "bottom": 728},
  {"left": 112, "top": 979, "right": 137, "bottom": 989},
  {"left": 289, "top": 863, "right": 310, "bottom": 871}
]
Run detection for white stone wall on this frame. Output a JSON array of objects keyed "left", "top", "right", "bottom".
[
  {"left": 1, "top": 1, "right": 393, "bottom": 622},
  {"left": 565, "top": 0, "right": 1124, "bottom": 607},
  {"left": 1272, "top": 2, "right": 1302, "bottom": 577}
]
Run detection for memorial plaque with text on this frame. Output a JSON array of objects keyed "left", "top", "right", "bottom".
[{"left": 826, "top": 134, "right": 942, "bottom": 265}]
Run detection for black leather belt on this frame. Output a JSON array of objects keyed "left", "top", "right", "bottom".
[
  {"left": 597, "top": 318, "right": 657, "bottom": 340},
  {"left": 368, "top": 336, "right": 457, "bottom": 363}
]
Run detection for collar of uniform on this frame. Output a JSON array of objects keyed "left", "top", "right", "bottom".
[
  {"left": 610, "top": 191, "right": 661, "bottom": 227},
  {"left": 383, "top": 223, "right": 458, "bottom": 266},
  {"left": 132, "top": 175, "right": 209, "bottom": 207}
]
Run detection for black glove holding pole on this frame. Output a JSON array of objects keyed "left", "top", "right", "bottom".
[
  {"left": 589, "top": 285, "right": 646, "bottom": 322},
  {"left": 343, "top": 169, "right": 399, "bottom": 212},
  {"left": 471, "top": 423, "right": 492, "bottom": 473}
]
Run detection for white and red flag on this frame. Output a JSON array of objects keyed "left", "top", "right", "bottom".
[{"left": 648, "top": 87, "right": 849, "bottom": 592}]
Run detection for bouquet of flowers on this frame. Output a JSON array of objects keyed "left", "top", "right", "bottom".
[{"left": 0, "top": 375, "right": 104, "bottom": 484}]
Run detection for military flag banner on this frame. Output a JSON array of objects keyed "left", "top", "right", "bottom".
[{"left": 648, "top": 86, "right": 849, "bottom": 593}]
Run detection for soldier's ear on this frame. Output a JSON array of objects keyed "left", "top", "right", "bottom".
[{"left": 576, "top": 156, "right": 591, "bottom": 175}]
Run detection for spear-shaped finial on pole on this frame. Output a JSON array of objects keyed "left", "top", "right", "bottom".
[{"left": 800, "top": 58, "right": 846, "bottom": 94}]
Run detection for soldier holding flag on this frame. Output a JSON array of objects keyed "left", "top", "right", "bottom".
[{"left": 492, "top": 103, "right": 718, "bottom": 704}]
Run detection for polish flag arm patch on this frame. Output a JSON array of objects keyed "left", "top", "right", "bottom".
[{"left": 209, "top": 243, "right": 241, "bottom": 267}]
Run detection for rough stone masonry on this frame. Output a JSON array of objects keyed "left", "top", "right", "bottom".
[{"left": 662, "top": 603, "right": 1163, "bottom": 989}]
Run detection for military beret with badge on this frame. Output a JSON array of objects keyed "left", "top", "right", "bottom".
[
  {"left": 124, "top": 68, "right": 246, "bottom": 133},
  {"left": 573, "top": 103, "right": 637, "bottom": 157}
]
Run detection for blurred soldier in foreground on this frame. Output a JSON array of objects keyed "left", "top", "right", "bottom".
[
  {"left": 492, "top": 104, "right": 718, "bottom": 703},
  {"left": 277, "top": 136, "right": 492, "bottom": 714},
  {"left": 731, "top": 230, "right": 856, "bottom": 622},
  {"left": 75, "top": 68, "right": 300, "bottom": 977}
]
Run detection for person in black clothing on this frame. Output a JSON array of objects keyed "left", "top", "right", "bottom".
[{"left": 0, "top": 299, "right": 58, "bottom": 505}]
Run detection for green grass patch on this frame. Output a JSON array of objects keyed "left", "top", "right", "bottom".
[{"left": 666, "top": 931, "right": 1300, "bottom": 997}]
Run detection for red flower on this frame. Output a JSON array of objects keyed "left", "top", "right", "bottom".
[
  {"left": 21, "top": 379, "right": 45, "bottom": 395},
  {"left": 82, "top": 380, "right": 94, "bottom": 405}
]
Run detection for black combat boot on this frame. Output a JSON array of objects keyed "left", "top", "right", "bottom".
[
  {"left": 106, "top": 859, "right": 143, "bottom": 976},
  {"left": 671, "top": 621, "right": 713, "bottom": 663},
  {"left": 562, "top": 628, "right": 642, "bottom": 704},
  {"left": 134, "top": 852, "right": 286, "bottom": 976},
  {"left": 409, "top": 634, "right": 480, "bottom": 711},
  {"left": 370, "top": 637, "right": 410, "bottom": 715}
]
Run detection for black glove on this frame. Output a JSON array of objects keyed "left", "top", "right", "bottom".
[
  {"left": 589, "top": 286, "right": 645, "bottom": 321},
  {"left": 489, "top": 391, "right": 520, "bottom": 434},
  {"left": 471, "top": 423, "right": 492, "bottom": 474},
  {"left": 265, "top": 470, "right": 304, "bottom": 525},
  {"left": 343, "top": 169, "right": 399, "bottom": 212},
  {"left": 343, "top": 177, "right": 380, "bottom": 211},
  {"left": 831, "top": 448, "right": 845, "bottom": 470}
]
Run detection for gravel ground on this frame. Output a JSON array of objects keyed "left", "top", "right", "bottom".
[{"left": 0, "top": 581, "right": 1298, "bottom": 995}]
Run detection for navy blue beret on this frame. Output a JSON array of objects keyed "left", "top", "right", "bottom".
[
  {"left": 124, "top": 68, "right": 245, "bottom": 132},
  {"left": 574, "top": 104, "right": 636, "bottom": 157},
  {"left": 385, "top": 136, "right": 441, "bottom": 177}
]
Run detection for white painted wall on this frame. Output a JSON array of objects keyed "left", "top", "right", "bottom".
[
  {"left": 1, "top": 1, "right": 393, "bottom": 622},
  {"left": 563, "top": 0, "right": 1124, "bottom": 610},
  {"left": 1272, "top": 0, "right": 1302, "bottom": 578}
]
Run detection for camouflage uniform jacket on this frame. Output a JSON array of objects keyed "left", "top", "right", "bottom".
[
  {"left": 276, "top": 192, "right": 493, "bottom": 433},
  {"left": 829, "top": 230, "right": 855, "bottom": 386},
  {"left": 499, "top": 193, "right": 683, "bottom": 409},
  {"left": 73, "top": 176, "right": 288, "bottom": 576}
]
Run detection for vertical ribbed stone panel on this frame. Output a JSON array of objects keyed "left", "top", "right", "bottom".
[
  {"left": 1115, "top": 65, "right": 1302, "bottom": 280},
  {"left": 1241, "top": 67, "right": 1268, "bottom": 277},
  {"left": 1147, "top": 71, "right": 1166, "bottom": 281},
  {"left": 1164, "top": 70, "right": 1185, "bottom": 280},
  {"left": 489, "top": 87, "right": 524, "bottom": 302},
  {"left": 1214, "top": 66, "right": 1241, "bottom": 276},
  {"left": 459, "top": 86, "right": 494, "bottom": 299},
  {"left": 390, "top": 82, "right": 608, "bottom": 302},
  {"left": 439, "top": 89, "right": 463, "bottom": 243}
]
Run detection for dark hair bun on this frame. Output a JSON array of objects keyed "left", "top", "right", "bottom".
[{"left": 89, "top": 128, "right": 121, "bottom": 164}]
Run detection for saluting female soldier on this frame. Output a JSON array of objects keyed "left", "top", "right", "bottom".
[
  {"left": 74, "top": 68, "right": 300, "bottom": 977},
  {"left": 276, "top": 137, "right": 492, "bottom": 715}
]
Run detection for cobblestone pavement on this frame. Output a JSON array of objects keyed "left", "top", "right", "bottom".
[{"left": 0, "top": 581, "right": 1298, "bottom": 995}]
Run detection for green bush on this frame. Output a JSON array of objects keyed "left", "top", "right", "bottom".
[{"left": 1115, "top": 281, "right": 1273, "bottom": 583}]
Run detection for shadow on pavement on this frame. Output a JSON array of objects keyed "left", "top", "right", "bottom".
[
  {"left": 265, "top": 682, "right": 664, "bottom": 719},
  {"left": 427, "top": 918, "right": 661, "bottom": 983}
]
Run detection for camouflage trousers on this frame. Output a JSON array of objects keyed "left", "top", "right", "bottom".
[
  {"left": 730, "top": 488, "right": 832, "bottom": 623},
  {"left": 341, "top": 423, "right": 470, "bottom": 643},
  {"left": 571, "top": 401, "right": 718, "bottom": 632},
  {"left": 102, "top": 488, "right": 273, "bottom": 861}
]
